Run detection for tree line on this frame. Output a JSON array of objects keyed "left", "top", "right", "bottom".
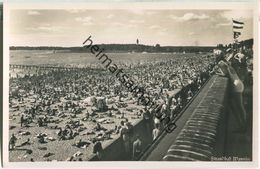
[
  {"left": 10, "top": 44, "right": 215, "bottom": 53},
  {"left": 10, "top": 38, "right": 253, "bottom": 53}
]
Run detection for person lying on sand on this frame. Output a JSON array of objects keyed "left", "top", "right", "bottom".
[
  {"left": 43, "top": 152, "right": 54, "bottom": 158},
  {"left": 94, "top": 122, "right": 107, "bottom": 131},
  {"left": 17, "top": 138, "right": 32, "bottom": 147},
  {"left": 73, "top": 139, "right": 91, "bottom": 148},
  {"left": 18, "top": 130, "right": 31, "bottom": 136}
]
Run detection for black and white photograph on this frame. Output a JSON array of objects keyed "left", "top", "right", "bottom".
[{"left": 2, "top": 2, "right": 258, "bottom": 167}]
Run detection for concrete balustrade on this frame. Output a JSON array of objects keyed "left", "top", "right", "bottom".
[{"left": 163, "top": 76, "right": 229, "bottom": 161}]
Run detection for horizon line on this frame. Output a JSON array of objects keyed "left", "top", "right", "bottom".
[
  {"left": 9, "top": 38, "right": 253, "bottom": 48},
  {"left": 10, "top": 44, "right": 218, "bottom": 48}
]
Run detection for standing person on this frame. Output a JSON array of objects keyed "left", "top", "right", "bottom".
[
  {"left": 229, "top": 48, "right": 246, "bottom": 80},
  {"left": 125, "top": 118, "right": 134, "bottom": 154},
  {"left": 20, "top": 114, "right": 24, "bottom": 127},
  {"left": 152, "top": 123, "right": 160, "bottom": 141},
  {"left": 92, "top": 139, "right": 103, "bottom": 160},
  {"left": 9, "top": 134, "right": 17, "bottom": 150},
  {"left": 161, "top": 102, "right": 167, "bottom": 115},
  {"left": 170, "top": 100, "right": 177, "bottom": 120},
  {"left": 217, "top": 56, "right": 247, "bottom": 132},
  {"left": 125, "top": 119, "right": 134, "bottom": 139},
  {"left": 177, "top": 96, "right": 182, "bottom": 108},
  {"left": 143, "top": 107, "right": 152, "bottom": 134},
  {"left": 132, "top": 134, "right": 142, "bottom": 160},
  {"left": 154, "top": 115, "right": 161, "bottom": 131},
  {"left": 120, "top": 121, "right": 130, "bottom": 158}
]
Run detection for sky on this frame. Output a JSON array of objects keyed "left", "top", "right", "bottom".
[{"left": 9, "top": 9, "right": 253, "bottom": 47}]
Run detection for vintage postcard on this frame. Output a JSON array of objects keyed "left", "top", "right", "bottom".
[{"left": 2, "top": 1, "right": 259, "bottom": 168}]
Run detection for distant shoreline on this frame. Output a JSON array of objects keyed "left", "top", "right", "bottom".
[
  {"left": 9, "top": 50, "right": 211, "bottom": 54},
  {"left": 9, "top": 38, "right": 253, "bottom": 53},
  {"left": 10, "top": 44, "right": 216, "bottom": 53}
]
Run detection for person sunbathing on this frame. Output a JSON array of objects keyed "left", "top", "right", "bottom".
[
  {"left": 17, "top": 138, "right": 32, "bottom": 147},
  {"left": 73, "top": 139, "right": 91, "bottom": 148},
  {"left": 94, "top": 122, "right": 107, "bottom": 131}
]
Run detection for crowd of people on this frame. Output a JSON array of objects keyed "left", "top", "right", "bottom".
[
  {"left": 214, "top": 44, "right": 253, "bottom": 132},
  {"left": 9, "top": 53, "right": 217, "bottom": 161}
]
